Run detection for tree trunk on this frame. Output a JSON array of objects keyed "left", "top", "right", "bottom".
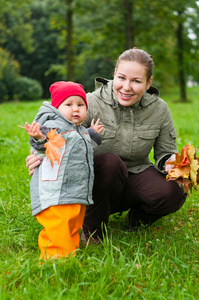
[
  {"left": 123, "top": 0, "right": 134, "bottom": 49},
  {"left": 66, "top": 0, "right": 74, "bottom": 81},
  {"left": 176, "top": 16, "right": 187, "bottom": 102}
]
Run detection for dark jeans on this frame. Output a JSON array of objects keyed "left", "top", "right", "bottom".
[{"left": 83, "top": 153, "right": 187, "bottom": 239}]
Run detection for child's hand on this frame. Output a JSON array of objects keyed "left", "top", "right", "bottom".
[
  {"left": 25, "top": 121, "right": 45, "bottom": 140},
  {"left": 91, "top": 118, "right": 104, "bottom": 134}
]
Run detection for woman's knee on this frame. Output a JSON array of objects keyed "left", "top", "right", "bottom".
[
  {"left": 94, "top": 153, "right": 128, "bottom": 182},
  {"left": 165, "top": 182, "right": 187, "bottom": 213},
  {"left": 148, "top": 182, "right": 187, "bottom": 215}
]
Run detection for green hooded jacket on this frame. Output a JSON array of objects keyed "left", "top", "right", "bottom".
[{"left": 83, "top": 77, "right": 177, "bottom": 174}]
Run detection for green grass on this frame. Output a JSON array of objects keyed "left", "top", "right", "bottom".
[{"left": 0, "top": 88, "right": 199, "bottom": 300}]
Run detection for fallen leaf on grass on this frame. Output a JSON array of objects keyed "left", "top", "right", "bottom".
[
  {"left": 44, "top": 129, "right": 65, "bottom": 167},
  {"left": 135, "top": 264, "right": 140, "bottom": 269}
]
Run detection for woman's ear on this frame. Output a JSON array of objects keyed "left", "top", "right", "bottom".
[{"left": 146, "top": 76, "right": 153, "bottom": 90}]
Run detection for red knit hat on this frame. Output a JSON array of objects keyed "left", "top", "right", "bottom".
[{"left": 50, "top": 81, "right": 88, "bottom": 109}]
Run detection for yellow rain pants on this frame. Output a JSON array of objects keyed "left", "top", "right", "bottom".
[{"left": 36, "top": 204, "right": 86, "bottom": 260}]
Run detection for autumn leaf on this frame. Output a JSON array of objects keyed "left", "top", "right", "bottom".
[
  {"left": 44, "top": 129, "right": 65, "bottom": 167},
  {"left": 188, "top": 146, "right": 199, "bottom": 188},
  {"left": 166, "top": 144, "right": 199, "bottom": 195}
]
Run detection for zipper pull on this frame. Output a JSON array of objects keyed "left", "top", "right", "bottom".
[{"left": 130, "top": 110, "right": 134, "bottom": 122}]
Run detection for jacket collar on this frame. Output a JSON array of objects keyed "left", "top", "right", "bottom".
[{"left": 94, "top": 77, "right": 114, "bottom": 106}]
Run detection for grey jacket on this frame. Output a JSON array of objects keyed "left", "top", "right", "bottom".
[
  {"left": 30, "top": 101, "right": 95, "bottom": 216},
  {"left": 82, "top": 77, "right": 177, "bottom": 174}
]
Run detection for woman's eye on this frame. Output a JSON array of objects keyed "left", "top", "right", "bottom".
[{"left": 118, "top": 76, "right": 125, "bottom": 80}]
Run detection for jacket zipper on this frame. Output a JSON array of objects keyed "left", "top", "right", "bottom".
[{"left": 77, "top": 127, "right": 91, "bottom": 204}]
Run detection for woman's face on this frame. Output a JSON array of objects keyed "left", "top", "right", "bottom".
[{"left": 113, "top": 60, "right": 152, "bottom": 107}]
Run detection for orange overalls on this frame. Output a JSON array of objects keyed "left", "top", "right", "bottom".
[{"left": 36, "top": 204, "right": 86, "bottom": 260}]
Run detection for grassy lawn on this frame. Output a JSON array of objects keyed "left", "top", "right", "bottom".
[{"left": 0, "top": 87, "right": 199, "bottom": 299}]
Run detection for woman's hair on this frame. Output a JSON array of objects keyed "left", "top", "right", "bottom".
[{"left": 115, "top": 48, "right": 154, "bottom": 81}]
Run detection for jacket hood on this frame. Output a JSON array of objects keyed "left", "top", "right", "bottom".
[
  {"left": 34, "top": 101, "right": 73, "bottom": 126},
  {"left": 93, "top": 77, "right": 160, "bottom": 108},
  {"left": 93, "top": 77, "right": 114, "bottom": 106}
]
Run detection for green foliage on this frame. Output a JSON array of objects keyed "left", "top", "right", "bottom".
[
  {"left": 13, "top": 76, "right": 43, "bottom": 101},
  {"left": 0, "top": 0, "right": 199, "bottom": 97},
  {"left": 0, "top": 47, "right": 20, "bottom": 102},
  {"left": 0, "top": 0, "right": 34, "bottom": 53},
  {"left": 0, "top": 87, "right": 199, "bottom": 299},
  {"left": 10, "top": 1, "right": 66, "bottom": 97},
  {"left": 0, "top": 47, "right": 43, "bottom": 101}
]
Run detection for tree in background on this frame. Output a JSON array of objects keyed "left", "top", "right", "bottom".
[
  {"left": 123, "top": 0, "right": 134, "bottom": 48},
  {"left": 176, "top": 7, "right": 187, "bottom": 102},
  {"left": 0, "top": 0, "right": 198, "bottom": 100},
  {"left": 66, "top": 0, "right": 74, "bottom": 81},
  {"left": 129, "top": 0, "right": 199, "bottom": 101},
  {"left": 168, "top": 0, "right": 199, "bottom": 102},
  {"left": 0, "top": 0, "right": 34, "bottom": 53},
  {"left": 186, "top": 5, "right": 199, "bottom": 84},
  {"left": 0, "top": 47, "right": 20, "bottom": 101},
  {"left": 3, "top": 1, "right": 67, "bottom": 97}
]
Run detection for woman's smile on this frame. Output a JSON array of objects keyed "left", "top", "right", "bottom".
[{"left": 119, "top": 91, "right": 134, "bottom": 100}]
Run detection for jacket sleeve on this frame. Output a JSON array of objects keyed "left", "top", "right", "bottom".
[
  {"left": 154, "top": 104, "right": 178, "bottom": 172},
  {"left": 82, "top": 93, "right": 102, "bottom": 148},
  {"left": 87, "top": 127, "right": 101, "bottom": 148}
]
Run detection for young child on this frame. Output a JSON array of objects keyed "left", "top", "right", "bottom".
[{"left": 25, "top": 81, "right": 104, "bottom": 260}]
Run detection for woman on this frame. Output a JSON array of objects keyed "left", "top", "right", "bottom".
[{"left": 26, "top": 48, "right": 186, "bottom": 244}]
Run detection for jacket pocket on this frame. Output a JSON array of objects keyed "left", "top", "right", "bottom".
[
  {"left": 100, "top": 119, "right": 116, "bottom": 139},
  {"left": 136, "top": 130, "right": 159, "bottom": 156},
  {"left": 169, "top": 130, "right": 177, "bottom": 139},
  {"left": 137, "top": 130, "right": 159, "bottom": 140},
  {"left": 102, "top": 128, "right": 116, "bottom": 139},
  {"left": 40, "top": 144, "right": 66, "bottom": 181}
]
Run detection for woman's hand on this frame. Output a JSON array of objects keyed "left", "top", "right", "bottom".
[
  {"left": 91, "top": 118, "right": 104, "bottom": 134},
  {"left": 26, "top": 150, "right": 41, "bottom": 176},
  {"left": 165, "top": 154, "right": 176, "bottom": 173}
]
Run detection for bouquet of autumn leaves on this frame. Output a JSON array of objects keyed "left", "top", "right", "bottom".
[{"left": 166, "top": 144, "right": 199, "bottom": 194}]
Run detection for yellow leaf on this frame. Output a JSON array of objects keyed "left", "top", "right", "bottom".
[
  {"left": 188, "top": 146, "right": 199, "bottom": 188},
  {"left": 168, "top": 165, "right": 190, "bottom": 179}
]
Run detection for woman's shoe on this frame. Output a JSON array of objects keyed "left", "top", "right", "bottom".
[{"left": 81, "top": 230, "right": 101, "bottom": 246}]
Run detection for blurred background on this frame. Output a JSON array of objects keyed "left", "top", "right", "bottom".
[{"left": 0, "top": 0, "right": 198, "bottom": 102}]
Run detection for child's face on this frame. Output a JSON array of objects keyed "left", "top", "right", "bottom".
[{"left": 58, "top": 96, "right": 87, "bottom": 126}]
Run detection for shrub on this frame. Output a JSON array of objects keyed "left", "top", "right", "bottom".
[
  {"left": 14, "top": 76, "right": 43, "bottom": 100},
  {"left": 0, "top": 47, "right": 20, "bottom": 102}
]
